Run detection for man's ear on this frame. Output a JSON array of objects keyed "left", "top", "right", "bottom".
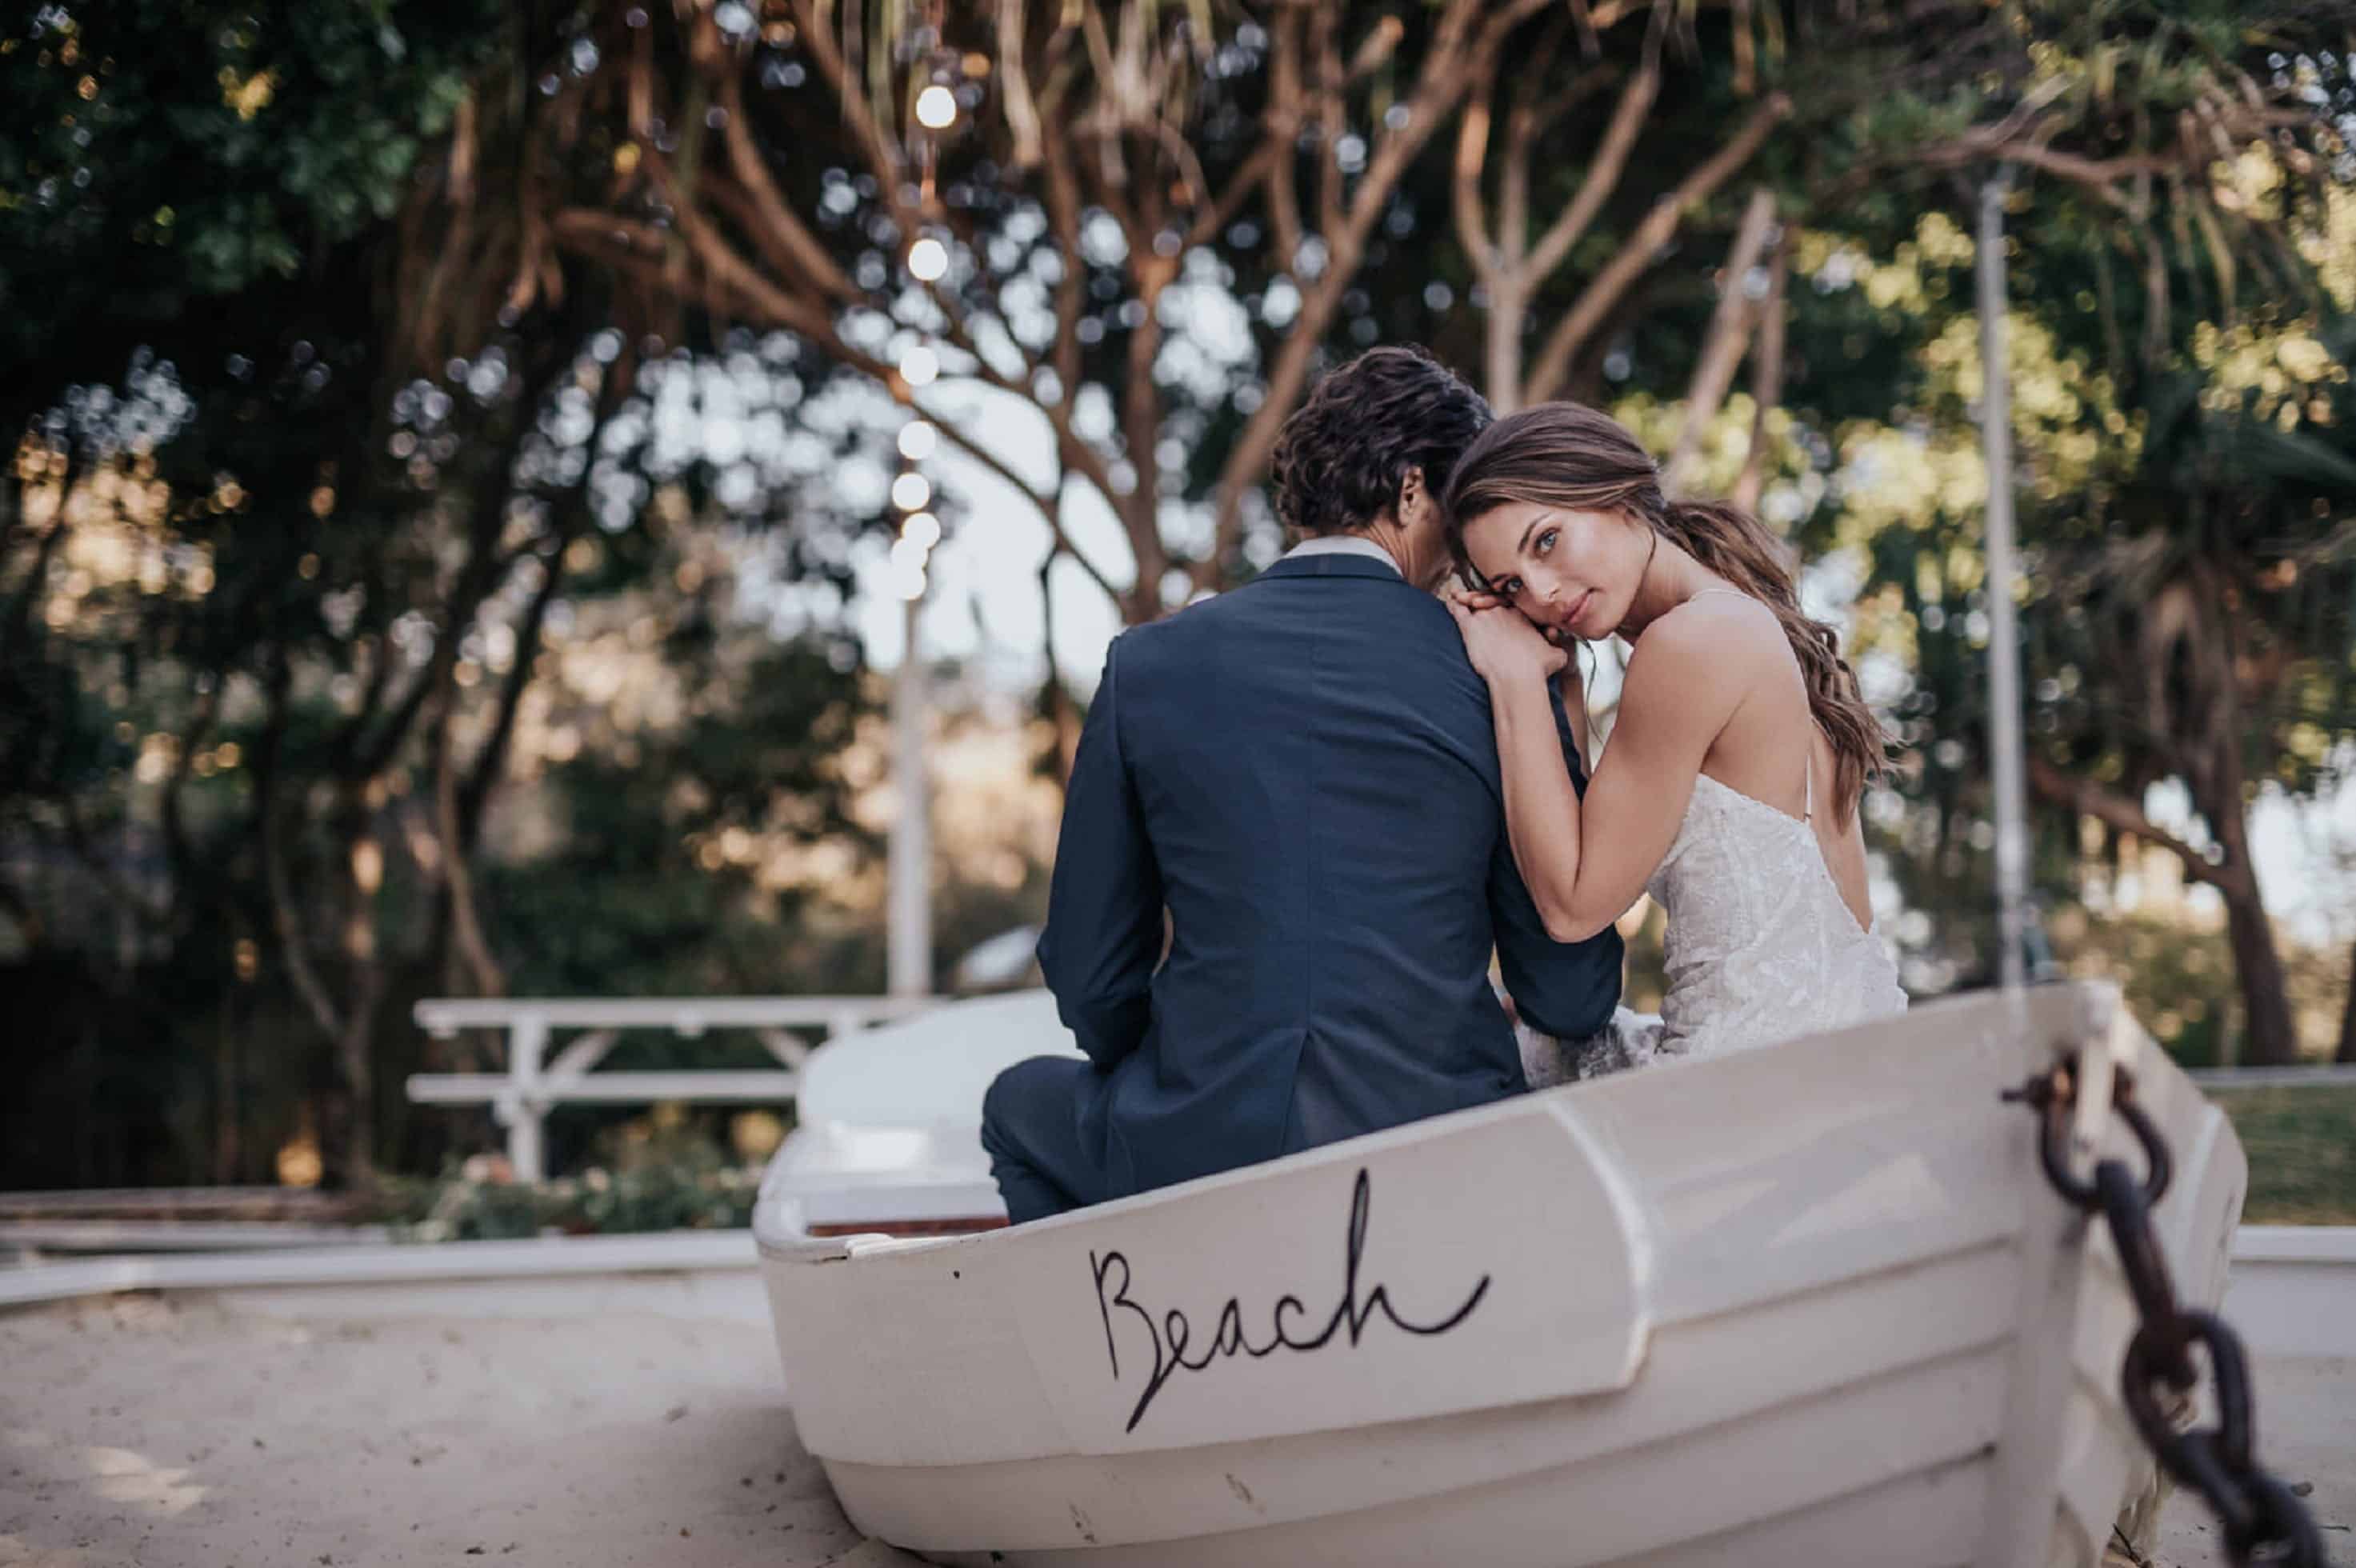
[{"left": 1396, "top": 464, "right": 1430, "bottom": 526}]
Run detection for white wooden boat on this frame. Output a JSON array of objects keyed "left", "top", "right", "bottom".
[{"left": 751, "top": 981, "right": 2245, "bottom": 1566}]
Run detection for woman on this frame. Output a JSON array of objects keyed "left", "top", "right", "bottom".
[{"left": 1442, "top": 401, "right": 1905, "bottom": 1083}]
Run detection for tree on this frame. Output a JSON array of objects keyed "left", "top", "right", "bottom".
[
  {"left": 0, "top": 4, "right": 886, "bottom": 1181},
  {"left": 0, "top": 3, "right": 494, "bottom": 406},
  {"left": 2020, "top": 316, "right": 2356, "bottom": 1065},
  {"left": 438, "top": 0, "right": 1600, "bottom": 627},
  {"left": 1798, "top": 26, "right": 2356, "bottom": 1060}
]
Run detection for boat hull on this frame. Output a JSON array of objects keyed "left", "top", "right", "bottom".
[{"left": 754, "top": 983, "right": 2243, "bottom": 1566}]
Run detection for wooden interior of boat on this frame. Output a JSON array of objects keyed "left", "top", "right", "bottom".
[{"left": 806, "top": 1216, "right": 1008, "bottom": 1238}]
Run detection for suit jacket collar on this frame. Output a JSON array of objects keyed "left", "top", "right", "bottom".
[{"left": 1256, "top": 552, "right": 1417, "bottom": 585}]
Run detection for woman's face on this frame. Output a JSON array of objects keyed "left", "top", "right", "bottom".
[{"left": 1458, "top": 501, "right": 1645, "bottom": 642}]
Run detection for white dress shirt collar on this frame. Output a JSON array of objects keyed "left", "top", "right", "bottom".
[{"left": 1281, "top": 534, "right": 1402, "bottom": 577}]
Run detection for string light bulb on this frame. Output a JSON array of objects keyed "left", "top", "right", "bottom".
[
  {"left": 897, "top": 421, "right": 938, "bottom": 461},
  {"left": 902, "top": 511, "right": 941, "bottom": 549},
  {"left": 891, "top": 472, "right": 932, "bottom": 511},
  {"left": 907, "top": 235, "right": 949, "bottom": 282},
  {"left": 914, "top": 84, "right": 957, "bottom": 129},
  {"left": 898, "top": 344, "right": 939, "bottom": 386}
]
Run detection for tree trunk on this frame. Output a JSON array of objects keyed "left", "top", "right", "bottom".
[
  {"left": 2336, "top": 936, "right": 2356, "bottom": 1064},
  {"left": 1485, "top": 279, "right": 1526, "bottom": 414},
  {"left": 213, "top": 994, "right": 241, "bottom": 1185},
  {"left": 2024, "top": 745, "right": 2295, "bottom": 1066},
  {"left": 2219, "top": 882, "right": 2298, "bottom": 1066},
  {"left": 2197, "top": 746, "right": 2297, "bottom": 1066},
  {"left": 332, "top": 1004, "right": 382, "bottom": 1186}
]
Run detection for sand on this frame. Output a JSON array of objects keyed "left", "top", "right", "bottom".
[
  {"left": 1, "top": 1285, "right": 2346, "bottom": 1566},
  {"left": 0, "top": 1290, "right": 880, "bottom": 1568},
  {"left": 2147, "top": 1352, "right": 2355, "bottom": 1568}
]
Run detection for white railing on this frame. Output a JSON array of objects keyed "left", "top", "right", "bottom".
[
  {"left": 406, "top": 995, "right": 937, "bottom": 1182},
  {"left": 2186, "top": 1064, "right": 2356, "bottom": 1090}
]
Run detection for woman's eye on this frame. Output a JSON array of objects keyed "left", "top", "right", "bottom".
[
  {"left": 1501, "top": 578, "right": 1522, "bottom": 599},
  {"left": 1536, "top": 529, "right": 1558, "bottom": 556}
]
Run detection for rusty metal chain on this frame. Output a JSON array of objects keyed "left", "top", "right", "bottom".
[{"left": 2002, "top": 1059, "right": 2323, "bottom": 1567}]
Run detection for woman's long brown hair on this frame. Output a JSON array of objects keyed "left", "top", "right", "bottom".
[{"left": 1444, "top": 401, "right": 1889, "bottom": 826}]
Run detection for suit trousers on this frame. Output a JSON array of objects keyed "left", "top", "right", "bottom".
[{"left": 979, "top": 1055, "right": 1114, "bottom": 1225}]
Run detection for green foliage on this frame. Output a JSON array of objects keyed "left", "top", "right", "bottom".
[
  {"left": 382, "top": 1114, "right": 764, "bottom": 1240},
  {"left": 1738, "top": 19, "right": 2356, "bottom": 1046},
  {"left": 0, "top": 3, "right": 498, "bottom": 373},
  {"left": 486, "top": 636, "right": 880, "bottom": 1003},
  {"left": 2211, "top": 1085, "right": 2356, "bottom": 1224}
]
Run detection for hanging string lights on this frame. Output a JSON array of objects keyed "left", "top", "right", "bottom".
[
  {"left": 906, "top": 234, "right": 950, "bottom": 282},
  {"left": 889, "top": 449, "right": 936, "bottom": 602},
  {"left": 887, "top": 0, "right": 973, "bottom": 606},
  {"left": 897, "top": 343, "right": 939, "bottom": 386},
  {"left": 913, "top": 82, "right": 958, "bottom": 130},
  {"left": 890, "top": 470, "right": 932, "bottom": 512},
  {"left": 900, "top": 0, "right": 962, "bottom": 290}
]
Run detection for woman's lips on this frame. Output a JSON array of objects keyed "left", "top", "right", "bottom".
[{"left": 1562, "top": 589, "right": 1595, "bottom": 633}]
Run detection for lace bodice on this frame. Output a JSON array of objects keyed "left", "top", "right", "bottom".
[
  {"left": 1648, "top": 772, "right": 1906, "bottom": 1044},
  {"left": 1522, "top": 774, "right": 1908, "bottom": 1087}
]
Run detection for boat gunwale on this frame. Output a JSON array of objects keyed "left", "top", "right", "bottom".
[{"left": 752, "top": 983, "right": 2077, "bottom": 1265}]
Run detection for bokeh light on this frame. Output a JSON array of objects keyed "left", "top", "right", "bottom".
[{"left": 914, "top": 84, "right": 956, "bottom": 129}]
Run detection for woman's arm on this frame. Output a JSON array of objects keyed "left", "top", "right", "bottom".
[{"left": 1453, "top": 600, "right": 1750, "bottom": 942}]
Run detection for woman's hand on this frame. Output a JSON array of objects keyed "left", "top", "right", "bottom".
[{"left": 1446, "top": 594, "right": 1569, "bottom": 686}]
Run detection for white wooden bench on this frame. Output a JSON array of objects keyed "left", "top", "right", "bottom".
[{"left": 406, "top": 995, "right": 938, "bottom": 1182}]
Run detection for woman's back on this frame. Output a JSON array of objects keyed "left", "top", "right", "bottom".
[
  {"left": 1643, "top": 766, "right": 1906, "bottom": 1059},
  {"left": 1526, "top": 592, "right": 1904, "bottom": 1082}
]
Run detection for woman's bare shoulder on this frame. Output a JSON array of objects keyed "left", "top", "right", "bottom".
[{"left": 1630, "top": 590, "right": 1786, "bottom": 672}]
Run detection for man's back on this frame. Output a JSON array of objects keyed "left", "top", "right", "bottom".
[{"left": 1034, "top": 550, "right": 1622, "bottom": 1201}]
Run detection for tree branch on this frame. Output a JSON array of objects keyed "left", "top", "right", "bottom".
[
  {"left": 1311, "top": 0, "right": 1348, "bottom": 242},
  {"left": 704, "top": 60, "right": 858, "bottom": 302},
  {"left": 1453, "top": 70, "right": 1498, "bottom": 284},
  {"left": 458, "top": 538, "right": 572, "bottom": 841},
  {"left": 1038, "top": 115, "right": 1090, "bottom": 395},
  {"left": 156, "top": 678, "right": 223, "bottom": 928},
  {"left": 434, "top": 674, "right": 504, "bottom": 998},
  {"left": 995, "top": 0, "right": 1046, "bottom": 170},
  {"left": 254, "top": 654, "right": 346, "bottom": 1042},
  {"left": 1204, "top": 0, "right": 1556, "bottom": 582},
  {"left": 1523, "top": 91, "right": 1790, "bottom": 405},
  {"left": 2026, "top": 754, "right": 2237, "bottom": 894},
  {"left": 783, "top": 0, "right": 907, "bottom": 210},
  {"left": 1259, "top": 5, "right": 1309, "bottom": 273},
  {"left": 1521, "top": 17, "right": 1664, "bottom": 285},
  {"left": 1666, "top": 186, "right": 1779, "bottom": 492},
  {"left": 1732, "top": 218, "right": 1790, "bottom": 513}
]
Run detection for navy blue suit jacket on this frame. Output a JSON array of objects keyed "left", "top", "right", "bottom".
[{"left": 1034, "top": 550, "right": 1624, "bottom": 1201}]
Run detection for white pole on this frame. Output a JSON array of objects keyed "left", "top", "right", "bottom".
[
  {"left": 506, "top": 1011, "right": 548, "bottom": 1184},
  {"left": 1976, "top": 169, "right": 2030, "bottom": 994},
  {"left": 887, "top": 594, "right": 934, "bottom": 998}
]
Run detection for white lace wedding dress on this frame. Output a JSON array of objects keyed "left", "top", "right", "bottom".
[{"left": 1520, "top": 758, "right": 1909, "bottom": 1089}]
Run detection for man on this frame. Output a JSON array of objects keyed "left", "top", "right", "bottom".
[{"left": 982, "top": 346, "right": 1623, "bottom": 1224}]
